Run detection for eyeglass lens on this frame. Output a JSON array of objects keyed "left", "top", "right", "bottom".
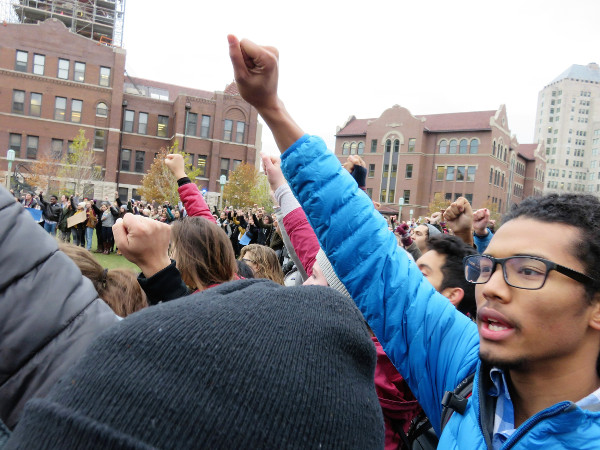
[{"left": 466, "top": 256, "right": 548, "bottom": 289}]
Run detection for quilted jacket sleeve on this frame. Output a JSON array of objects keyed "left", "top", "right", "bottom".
[
  {"left": 0, "top": 187, "right": 119, "bottom": 429},
  {"left": 281, "top": 135, "right": 480, "bottom": 434}
]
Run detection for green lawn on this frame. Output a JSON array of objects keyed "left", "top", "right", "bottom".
[{"left": 88, "top": 232, "right": 140, "bottom": 271}]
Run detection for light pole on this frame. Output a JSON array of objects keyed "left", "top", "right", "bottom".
[
  {"left": 398, "top": 197, "right": 404, "bottom": 221},
  {"left": 219, "top": 174, "right": 227, "bottom": 211},
  {"left": 6, "top": 149, "right": 16, "bottom": 190}
]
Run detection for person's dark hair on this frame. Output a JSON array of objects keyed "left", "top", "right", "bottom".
[
  {"left": 171, "top": 217, "right": 237, "bottom": 290},
  {"left": 426, "top": 235, "right": 478, "bottom": 318},
  {"left": 58, "top": 243, "right": 148, "bottom": 317},
  {"left": 236, "top": 259, "right": 255, "bottom": 279},
  {"left": 50, "top": 195, "right": 58, "bottom": 201},
  {"left": 503, "top": 193, "right": 600, "bottom": 300}
]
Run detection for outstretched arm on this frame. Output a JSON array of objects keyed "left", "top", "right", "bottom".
[{"left": 228, "top": 35, "right": 303, "bottom": 152}]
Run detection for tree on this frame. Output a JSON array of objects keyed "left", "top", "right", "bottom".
[
  {"left": 222, "top": 163, "right": 265, "bottom": 209},
  {"left": 58, "top": 129, "right": 103, "bottom": 196},
  {"left": 27, "top": 152, "right": 61, "bottom": 194},
  {"left": 137, "top": 140, "right": 201, "bottom": 204},
  {"left": 250, "top": 173, "right": 274, "bottom": 212},
  {"left": 428, "top": 192, "right": 450, "bottom": 216}
]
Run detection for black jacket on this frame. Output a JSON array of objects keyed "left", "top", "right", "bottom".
[
  {"left": 38, "top": 194, "right": 62, "bottom": 222},
  {"left": 0, "top": 187, "right": 120, "bottom": 429}
]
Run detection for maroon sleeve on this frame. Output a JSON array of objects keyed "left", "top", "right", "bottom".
[
  {"left": 282, "top": 207, "right": 320, "bottom": 277},
  {"left": 178, "top": 183, "right": 216, "bottom": 223}
]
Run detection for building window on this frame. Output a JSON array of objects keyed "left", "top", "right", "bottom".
[
  {"left": 233, "top": 159, "right": 242, "bottom": 171},
  {"left": 200, "top": 115, "right": 211, "bottom": 138},
  {"left": 449, "top": 139, "right": 457, "bottom": 154},
  {"left": 467, "top": 166, "right": 476, "bottom": 182},
  {"left": 342, "top": 142, "right": 350, "bottom": 155},
  {"left": 96, "top": 102, "right": 108, "bottom": 117},
  {"left": 12, "top": 90, "right": 25, "bottom": 114},
  {"left": 470, "top": 139, "right": 479, "bottom": 154},
  {"left": 350, "top": 142, "right": 357, "bottom": 154},
  {"left": 383, "top": 164, "right": 389, "bottom": 178},
  {"left": 99, "top": 67, "right": 111, "bottom": 87},
  {"left": 123, "top": 110, "right": 134, "bottom": 132},
  {"left": 391, "top": 164, "right": 397, "bottom": 177},
  {"left": 51, "top": 139, "right": 63, "bottom": 159},
  {"left": 393, "top": 139, "right": 400, "bottom": 153},
  {"left": 439, "top": 140, "right": 448, "bottom": 154},
  {"left": 403, "top": 190, "right": 410, "bottom": 203},
  {"left": 198, "top": 155, "right": 207, "bottom": 177},
  {"left": 71, "top": 99, "right": 82, "bottom": 123},
  {"left": 186, "top": 112, "right": 198, "bottom": 136},
  {"left": 454, "top": 193, "right": 462, "bottom": 201},
  {"left": 33, "top": 54, "right": 45, "bottom": 75},
  {"left": 368, "top": 164, "right": 375, "bottom": 177},
  {"left": 445, "top": 193, "right": 452, "bottom": 201},
  {"left": 405, "top": 164, "right": 413, "bottom": 179},
  {"left": 138, "top": 112, "right": 148, "bottom": 134},
  {"left": 357, "top": 142, "right": 365, "bottom": 155},
  {"left": 186, "top": 153, "right": 195, "bottom": 167},
  {"left": 26, "top": 135, "right": 38, "bottom": 159},
  {"left": 459, "top": 139, "right": 468, "bottom": 154},
  {"left": 54, "top": 97, "right": 67, "bottom": 121},
  {"left": 408, "top": 138, "right": 416, "bottom": 153},
  {"left": 446, "top": 166, "right": 455, "bottom": 181},
  {"left": 385, "top": 139, "right": 391, "bottom": 153},
  {"left": 366, "top": 188, "right": 373, "bottom": 198},
  {"left": 29, "top": 93, "right": 42, "bottom": 117},
  {"left": 58, "top": 58, "right": 69, "bottom": 79},
  {"left": 120, "top": 149, "right": 131, "bottom": 171},
  {"left": 370, "top": 139, "right": 377, "bottom": 153},
  {"left": 94, "top": 129, "right": 106, "bottom": 150},
  {"left": 389, "top": 190, "right": 395, "bottom": 203},
  {"left": 220, "top": 158, "right": 230, "bottom": 179},
  {"left": 436, "top": 166, "right": 445, "bottom": 181},
  {"left": 380, "top": 189, "right": 387, "bottom": 202},
  {"left": 135, "top": 151, "right": 145, "bottom": 173},
  {"left": 457, "top": 166, "right": 466, "bottom": 181},
  {"left": 74, "top": 62, "right": 85, "bottom": 82},
  {"left": 157, "top": 115, "right": 169, "bottom": 137},
  {"left": 489, "top": 168, "right": 493, "bottom": 183},
  {"left": 465, "top": 193, "right": 473, "bottom": 204},
  {"left": 15, "top": 50, "right": 28, "bottom": 72},
  {"left": 223, "top": 119, "right": 233, "bottom": 141},
  {"left": 236, "top": 121, "right": 246, "bottom": 143},
  {"left": 9, "top": 133, "right": 22, "bottom": 158}
]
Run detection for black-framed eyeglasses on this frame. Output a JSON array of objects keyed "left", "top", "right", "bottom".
[{"left": 463, "top": 254, "right": 598, "bottom": 290}]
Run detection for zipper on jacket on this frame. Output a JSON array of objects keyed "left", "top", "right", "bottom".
[
  {"left": 476, "top": 369, "right": 494, "bottom": 450},
  {"left": 501, "top": 401, "right": 572, "bottom": 449}
]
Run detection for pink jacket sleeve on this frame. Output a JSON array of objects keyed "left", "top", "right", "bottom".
[
  {"left": 178, "top": 183, "right": 216, "bottom": 223},
  {"left": 282, "top": 207, "right": 320, "bottom": 277}
]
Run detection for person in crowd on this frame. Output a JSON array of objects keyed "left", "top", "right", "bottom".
[
  {"left": 84, "top": 201, "right": 98, "bottom": 251},
  {"left": 395, "top": 222, "right": 422, "bottom": 260},
  {"left": 100, "top": 202, "right": 118, "bottom": 254},
  {"left": 442, "top": 197, "right": 495, "bottom": 254},
  {"left": 239, "top": 244, "right": 284, "bottom": 285},
  {"left": 254, "top": 209, "right": 275, "bottom": 246},
  {"left": 37, "top": 192, "right": 62, "bottom": 235},
  {"left": 58, "top": 243, "right": 147, "bottom": 317},
  {"left": 411, "top": 221, "right": 442, "bottom": 254},
  {"left": 20, "top": 191, "right": 38, "bottom": 209},
  {"left": 217, "top": 210, "right": 233, "bottom": 237},
  {"left": 57, "top": 195, "right": 75, "bottom": 242},
  {"left": 70, "top": 202, "right": 87, "bottom": 247},
  {"left": 228, "top": 35, "right": 600, "bottom": 448},
  {"left": 0, "top": 186, "right": 119, "bottom": 430},
  {"left": 6, "top": 280, "right": 384, "bottom": 449},
  {"left": 90, "top": 199, "right": 105, "bottom": 253}
]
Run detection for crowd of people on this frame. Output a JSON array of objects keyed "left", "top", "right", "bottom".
[{"left": 1, "top": 35, "right": 599, "bottom": 449}]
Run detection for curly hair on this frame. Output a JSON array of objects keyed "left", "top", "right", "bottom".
[
  {"left": 503, "top": 193, "right": 600, "bottom": 299},
  {"left": 426, "top": 235, "right": 478, "bottom": 318},
  {"left": 240, "top": 244, "right": 284, "bottom": 285}
]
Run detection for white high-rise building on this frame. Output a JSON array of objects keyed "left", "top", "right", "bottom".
[{"left": 534, "top": 62, "right": 600, "bottom": 195}]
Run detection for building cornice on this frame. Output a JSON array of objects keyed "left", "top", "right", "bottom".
[{"left": 0, "top": 68, "right": 112, "bottom": 93}]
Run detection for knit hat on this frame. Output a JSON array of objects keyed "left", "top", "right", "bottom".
[
  {"left": 425, "top": 223, "right": 442, "bottom": 237},
  {"left": 316, "top": 248, "right": 351, "bottom": 298},
  {"left": 7, "top": 279, "right": 383, "bottom": 449}
]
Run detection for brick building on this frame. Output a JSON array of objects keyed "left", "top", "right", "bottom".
[
  {"left": 0, "top": 18, "right": 260, "bottom": 201},
  {"left": 335, "top": 104, "right": 545, "bottom": 221}
]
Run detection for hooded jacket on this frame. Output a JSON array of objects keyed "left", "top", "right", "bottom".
[
  {"left": 281, "top": 135, "right": 600, "bottom": 449},
  {"left": 0, "top": 187, "right": 119, "bottom": 429}
]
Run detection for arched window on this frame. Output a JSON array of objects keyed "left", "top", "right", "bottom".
[
  {"left": 342, "top": 142, "right": 350, "bottom": 155},
  {"left": 449, "top": 139, "right": 457, "bottom": 154},
  {"left": 470, "top": 139, "right": 479, "bottom": 154},
  {"left": 357, "top": 142, "right": 365, "bottom": 155},
  {"left": 459, "top": 139, "right": 468, "bottom": 154},
  {"left": 385, "top": 139, "right": 391, "bottom": 153},
  {"left": 489, "top": 168, "right": 493, "bottom": 183},
  {"left": 439, "top": 140, "right": 448, "bottom": 154},
  {"left": 393, "top": 139, "right": 400, "bottom": 152},
  {"left": 96, "top": 102, "right": 108, "bottom": 117},
  {"left": 350, "top": 142, "right": 358, "bottom": 155},
  {"left": 492, "top": 141, "right": 496, "bottom": 156}
]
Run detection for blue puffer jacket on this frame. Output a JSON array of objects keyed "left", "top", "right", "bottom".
[{"left": 281, "top": 135, "right": 600, "bottom": 449}]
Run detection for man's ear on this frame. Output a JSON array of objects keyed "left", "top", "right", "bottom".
[
  {"left": 441, "top": 287, "right": 464, "bottom": 307},
  {"left": 588, "top": 293, "right": 600, "bottom": 331}
]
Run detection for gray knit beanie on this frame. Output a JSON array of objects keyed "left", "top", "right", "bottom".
[
  {"left": 425, "top": 223, "right": 442, "bottom": 238},
  {"left": 7, "top": 279, "right": 383, "bottom": 449},
  {"left": 316, "top": 248, "right": 351, "bottom": 298}
]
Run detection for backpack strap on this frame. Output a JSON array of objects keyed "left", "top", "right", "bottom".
[{"left": 440, "top": 372, "right": 475, "bottom": 430}]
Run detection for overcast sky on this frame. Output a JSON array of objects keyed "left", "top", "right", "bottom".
[{"left": 122, "top": 0, "right": 600, "bottom": 155}]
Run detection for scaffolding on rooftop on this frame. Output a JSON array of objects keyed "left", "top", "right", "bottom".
[{"left": 0, "top": 0, "right": 126, "bottom": 47}]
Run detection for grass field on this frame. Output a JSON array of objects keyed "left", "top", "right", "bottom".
[{"left": 84, "top": 232, "right": 140, "bottom": 271}]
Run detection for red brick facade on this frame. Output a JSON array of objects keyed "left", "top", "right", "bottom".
[
  {"left": 0, "top": 19, "right": 259, "bottom": 200},
  {"left": 335, "top": 104, "right": 546, "bottom": 221}
]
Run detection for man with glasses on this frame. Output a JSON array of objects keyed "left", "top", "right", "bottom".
[{"left": 228, "top": 35, "right": 600, "bottom": 448}]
